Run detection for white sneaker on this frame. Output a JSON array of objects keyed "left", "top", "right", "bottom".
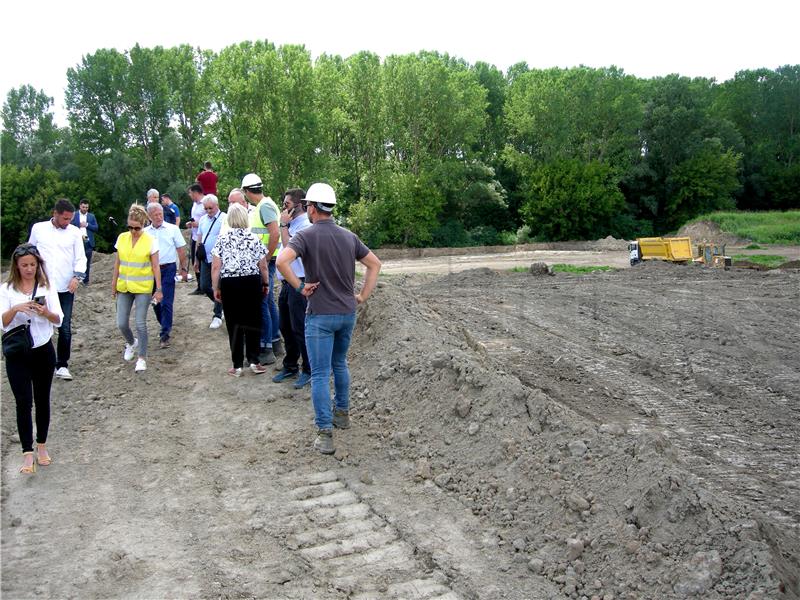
[
  {"left": 187, "top": 273, "right": 193, "bottom": 281},
  {"left": 124, "top": 338, "right": 139, "bottom": 361},
  {"left": 55, "top": 367, "right": 73, "bottom": 380},
  {"left": 135, "top": 358, "right": 147, "bottom": 372},
  {"left": 209, "top": 317, "right": 222, "bottom": 329}
]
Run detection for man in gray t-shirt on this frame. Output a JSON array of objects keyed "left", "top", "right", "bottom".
[{"left": 277, "top": 183, "right": 382, "bottom": 455}]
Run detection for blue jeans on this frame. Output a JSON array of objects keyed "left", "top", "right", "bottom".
[
  {"left": 305, "top": 312, "right": 356, "bottom": 430},
  {"left": 199, "top": 260, "right": 222, "bottom": 318},
  {"left": 153, "top": 263, "right": 176, "bottom": 341},
  {"left": 56, "top": 291, "right": 74, "bottom": 369},
  {"left": 116, "top": 292, "right": 152, "bottom": 357},
  {"left": 260, "top": 260, "right": 279, "bottom": 348}
]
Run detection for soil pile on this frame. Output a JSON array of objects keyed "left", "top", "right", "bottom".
[
  {"left": 677, "top": 221, "right": 750, "bottom": 246},
  {"left": 352, "top": 273, "right": 797, "bottom": 599}
]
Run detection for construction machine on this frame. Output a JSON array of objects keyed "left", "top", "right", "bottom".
[{"left": 628, "top": 237, "right": 693, "bottom": 266}]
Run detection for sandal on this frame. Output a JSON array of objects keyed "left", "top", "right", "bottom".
[
  {"left": 36, "top": 445, "right": 52, "bottom": 466},
  {"left": 19, "top": 452, "right": 36, "bottom": 474}
]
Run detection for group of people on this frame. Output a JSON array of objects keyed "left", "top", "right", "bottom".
[{"left": 2, "top": 170, "right": 382, "bottom": 474}]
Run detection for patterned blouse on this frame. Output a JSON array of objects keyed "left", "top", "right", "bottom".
[{"left": 211, "top": 228, "right": 267, "bottom": 278}]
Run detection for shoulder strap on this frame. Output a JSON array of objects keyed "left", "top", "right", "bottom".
[{"left": 202, "top": 215, "right": 219, "bottom": 244}]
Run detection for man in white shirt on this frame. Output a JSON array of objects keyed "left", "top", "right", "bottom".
[
  {"left": 28, "top": 198, "right": 87, "bottom": 380},
  {"left": 186, "top": 183, "right": 206, "bottom": 295},
  {"left": 145, "top": 203, "right": 189, "bottom": 348}
]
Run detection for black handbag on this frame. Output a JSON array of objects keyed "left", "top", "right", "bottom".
[
  {"left": 196, "top": 214, "right": 219, "bottom": 263},
  {"left": 2, "top": 281, "right": 37, "bottom": 359},
  {"left": 2, "top": 323, "right": 33, "bottom": 359}
]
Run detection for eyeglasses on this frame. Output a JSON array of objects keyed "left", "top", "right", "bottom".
[
  {"left": 13, "top": 244, "right": 40, "bottom": 258},
  {"left": 127, "top": 225, "right": 142, "bottom": 231}
]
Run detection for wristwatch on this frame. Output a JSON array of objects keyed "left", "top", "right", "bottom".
[{"left": 279, "top": 223, "right": 289, "bottom": 228}]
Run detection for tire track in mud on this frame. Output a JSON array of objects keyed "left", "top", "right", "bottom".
[
  {"left": 277, "top": 469, "right": 462, "bottom": 599},
  {"left": 419, "top": 270, "right": 800, "bottom": 527}
]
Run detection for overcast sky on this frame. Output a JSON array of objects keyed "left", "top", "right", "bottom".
[{"left": 2, "top": 0, "right": 798, "bottom": 126}]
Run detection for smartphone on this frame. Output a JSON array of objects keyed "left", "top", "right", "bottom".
[{"left": 34, "top": 296, "right": 46, "bottom": 306}]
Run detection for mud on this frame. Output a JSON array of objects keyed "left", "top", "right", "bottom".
[{"left": 2, "top": 252, "right": 799, "bottom": 599}]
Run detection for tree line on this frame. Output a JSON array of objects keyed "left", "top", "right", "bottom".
[{"left": 2, "top": 41, "right": 798, "bottom": 255}]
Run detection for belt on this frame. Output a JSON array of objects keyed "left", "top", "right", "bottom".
[{"left": 159, "top": 262, "right": 176, "bottom": 268}]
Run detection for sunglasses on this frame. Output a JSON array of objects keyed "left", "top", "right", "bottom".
[
  {"left": 127, "top": 225, "right": 142, "bottom": 231},
  {"left": 13, "top": 244, "right": 40, "bottom": 258}
]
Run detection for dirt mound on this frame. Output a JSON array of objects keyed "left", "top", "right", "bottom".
[
  {"left": 677, "top": 220, "right": 749, "bottom": 246},
  {"left": 351, "top": 279, "right": 792, "bottom": 599},
  {"left": 591, "top": 235, "right": 629, "bottom": 251}
]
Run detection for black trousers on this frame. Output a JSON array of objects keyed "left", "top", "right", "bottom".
[
  {"left": 279, "top": 280, "right": 310, "bottom": 373},
  {"left": 5, "top": 341, "right": 56, "bottom": 453},
  {"left": 220, "top": 275, "right": 263, "bottom": 368}
]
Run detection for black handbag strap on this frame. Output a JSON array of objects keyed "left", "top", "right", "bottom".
[{"left": 201, "top": 214, "right": 220, "bottom": 245}]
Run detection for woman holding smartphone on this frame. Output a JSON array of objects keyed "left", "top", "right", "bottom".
[{"left": 0, "top": 243, "right": 63, "bottom": 474}]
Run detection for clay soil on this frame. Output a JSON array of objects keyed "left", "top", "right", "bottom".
[{"left": 2, "top": 250, "right": 799, "bottom": 599}]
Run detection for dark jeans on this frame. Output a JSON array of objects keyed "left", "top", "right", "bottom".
[
  {"left": 6, "top": 341, "right": 56, "bottom": 452},
  {"left": 220, "top": 275, "right": 263, "bottom": 368},
  {"left": 279, "top": 280, "right": 310, "bottom": 373},
  {"left": 199, "top": 260, "right": 222, "bottom": 318},
  {"left": 56, "top": 291, "right": 74, "bottom": 369},
  {"left": 84, "top": 243, "right": 93, "bottom": 284},
  {"left": 153, "top": 263, "right": 177, "bottom": 341},
  {"left": 260, "top": 260, "right": 279, "bottom": 348}
]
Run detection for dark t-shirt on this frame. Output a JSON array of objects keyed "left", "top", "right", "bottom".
[
  {"left": 163, "top": 203, "right": 180, "bottom": 225},
  {"left": 288, "top": 219, "right": 369, "bottom": 315},
  {"left": 196, "top": 170, "right": 218, "bottom": 195}
]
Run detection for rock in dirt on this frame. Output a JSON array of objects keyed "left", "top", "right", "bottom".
[
  {"left": 599, "top": 423, "right": 625, "bottom": 436},
  {"left": 528, "top": 557, "right": 545, "bottom": 574},
  {"left": 566, "top": 538, "right": 585, "bottom": 560},
  {"left": 672, "top": 550, "right": 723, "bottom": 596},
  {"left": 455, "top": 397, "right": 472, "bottom": 418},
  {"left": 529, "top": 262, "right": 553, "bottom": 276},
  {"left": 566, "top": 493, "right": 591, "bottom": 512},
  {"left": 568, "top": 440, "right": 588, "bottom": 457}
]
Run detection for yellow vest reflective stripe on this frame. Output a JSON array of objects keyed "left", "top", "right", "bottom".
[
  {"left": 117, "top": 232, "right": 155, "bottom": 294},
  {"left": 249, "top": 197, "right": 280, "bottom": 256}
]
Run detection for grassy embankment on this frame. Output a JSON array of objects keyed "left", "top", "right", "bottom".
[{"left": 689, "top": 210, "right": 800, "bottom": 245}]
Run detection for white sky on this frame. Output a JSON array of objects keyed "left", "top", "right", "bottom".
[{"left": 2, "top": 0, "right": 798, "bottom": 126}]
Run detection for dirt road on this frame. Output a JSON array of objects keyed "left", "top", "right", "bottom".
[{"left": 2, "top": 252, "right": 798, "bottom": 599}]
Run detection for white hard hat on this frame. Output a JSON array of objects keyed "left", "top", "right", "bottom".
[
  {"left": 306, "top": 183, "right": 337, "bottom": 210},
  {"left": 241, "top": 173, "right": 262, "bottom": 189}
]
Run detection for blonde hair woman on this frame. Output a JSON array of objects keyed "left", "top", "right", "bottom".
[
  {"left": 0, "top": 244, "right": 64, "bottom": 473},
  {"left": 112, "top": 204, "right": 163, "bottom": 372},
  {"left": 211, "top": 203, "right": 269, "bottom": 376}
]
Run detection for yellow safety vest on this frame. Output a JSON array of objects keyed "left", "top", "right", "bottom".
[
  {"left": 249, "top": 197, "right": 281, "bottom": 257},
  {"left": 116, "top": 232, "right": 155, "bottom": 294}
]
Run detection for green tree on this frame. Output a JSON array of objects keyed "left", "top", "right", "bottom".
[
  {"left": 520, "top": 159, "right": 628, "bottom": 241},
  {"left": 1, "top": 85, "right": 60, "bottom": 168},
  {"left": 66, "top": 48, "right": 130, "bottom": 154}
]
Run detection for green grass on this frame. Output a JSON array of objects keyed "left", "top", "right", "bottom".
[
  {"left": 510, "top": 264, "right": 613, "bottom": 274},
  {"left": 731, "top": 254, "right": 788, "bottom": 268},
  {"left": 689, "top": 211, "right": 800, "bottom": 245},
  {"left": 744, "top": 243, "right": 763, "bottom": 250}
]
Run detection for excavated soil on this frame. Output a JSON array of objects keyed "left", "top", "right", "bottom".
[{"left": 2, "top": 252, "right": 799, "bottom": 599}]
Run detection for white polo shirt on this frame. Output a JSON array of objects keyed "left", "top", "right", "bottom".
[
  {"left": 144, "top": 222, "right": 186, "bottom": 265},
  {"left": 0, "top": 283, "right": 64, "bottom": 348},
  {"left": 191, "top": 200, "right": 206, "bottom": 241},
  {"left": 28, "top": 220, "right": 87, "bottom": 292}
]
